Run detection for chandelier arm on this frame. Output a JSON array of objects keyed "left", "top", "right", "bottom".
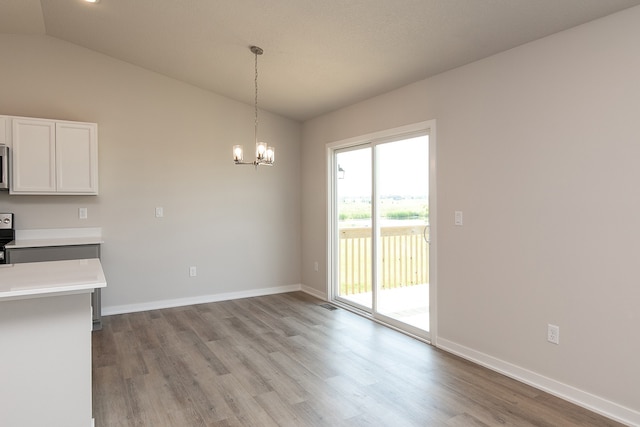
[{"left": 234, "top": 160, "right": 273, "bottom": 167}]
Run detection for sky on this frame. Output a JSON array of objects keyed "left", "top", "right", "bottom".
[{"left": 336, "top": 135, "right": 429, "bottom": 198}]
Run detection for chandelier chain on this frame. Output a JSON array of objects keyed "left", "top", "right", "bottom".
[{"left": 254, "top": 49, "right": 259, "bottom": 144}]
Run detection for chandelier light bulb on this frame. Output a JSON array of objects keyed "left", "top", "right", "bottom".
[
  {"left": 233, "top": 145, "right": 244, "bottom": 162},
  {"left": 256, "top": 141, "right": 267, "bottom": 160},
  {"left": 266, "top": 146, "right": 275, "bottom": 163}
]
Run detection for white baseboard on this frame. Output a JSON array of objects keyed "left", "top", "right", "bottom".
[
  {"left": 300, "top": 284, "right": 328, "bottom": 301},
  {"left": 102, "top": 284, "right": 303, "bottom": 316},
  {"left": 436, "top": 338, "right": 639, "bottom": 427}
]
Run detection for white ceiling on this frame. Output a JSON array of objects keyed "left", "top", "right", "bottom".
[{"left": 1, "top": 0, "right": 640, "bottom": 121}]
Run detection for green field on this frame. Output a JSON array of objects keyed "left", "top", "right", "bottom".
[{"left": 339, "top": 197, "right": 428, "bottom": 221}]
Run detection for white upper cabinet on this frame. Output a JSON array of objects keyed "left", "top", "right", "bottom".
[
  {"left": 55, "top": 122, "right": 98, "bottom": 194},
  {"left": 0, "top": 116, "right": 7, "bottom": 145},
  {"left": 10, "top": 117, "right": 98, "bottom": 195},
  {"left": 11, "top": 118, "right": 57, "bottom": 193}
]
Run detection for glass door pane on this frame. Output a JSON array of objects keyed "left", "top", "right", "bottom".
[
  {"left": 375, "top": 135, "right": 429, "bottom": 332},
  {"left": 335, "top": 147, "right": 372, "bottom": 310}
]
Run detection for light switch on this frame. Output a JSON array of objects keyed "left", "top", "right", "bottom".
[
  {"left": 455, "top": 210, "right": 463, "bottom": 226},
  {"left": 155, "top": 207, "right": 164, "bottom": 218}
]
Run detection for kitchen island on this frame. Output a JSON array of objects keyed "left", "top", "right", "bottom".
[
  {"left": 0, "top": 258, "right": 106, "bottom": 427},
  {"left": 4, "top": 227, "right": 105, "bottom": 329}
]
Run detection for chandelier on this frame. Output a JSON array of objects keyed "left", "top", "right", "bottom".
[{"left": 233, "top": 46, "right": 275, "bottom": 167}]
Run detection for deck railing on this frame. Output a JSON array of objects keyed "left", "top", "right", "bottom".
[{"left": 339, "top": 225, "right": 429, "bottom": 295}]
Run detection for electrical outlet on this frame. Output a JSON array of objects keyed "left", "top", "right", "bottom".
[
  {"left": 314, "top": 261, "right": 319, "bottom": 272},
  {"left": 79, "top": 207, "right": 88, "bottom": 219},
  {"left": 547, "top": 324, "right": 560, "bottom": 345},
  {"left": 189, "top": 266, "right": 197, "bottom": 277},
  {"left": 155, "top": 207, "right": 164, "bottom": 218}
]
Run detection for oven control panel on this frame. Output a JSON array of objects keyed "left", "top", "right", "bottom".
[{"left": 0, "top": 213, "right": 13, "bottom": 229}]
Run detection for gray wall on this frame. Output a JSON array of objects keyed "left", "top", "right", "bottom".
[
  {"left": 301, "top": 6, "right": 640, "bottom": 421},
  {"left": 0, "top": 34, "right": 302, "bottom": 312}
]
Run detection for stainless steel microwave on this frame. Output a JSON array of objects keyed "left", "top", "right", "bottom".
[{"left": 0, "top": 145, "right": 8, "bottom": 190}]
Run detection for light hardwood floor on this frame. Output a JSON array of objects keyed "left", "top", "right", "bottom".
[{"left": 92, "top": 292, "right": 623, "bottom": 426}]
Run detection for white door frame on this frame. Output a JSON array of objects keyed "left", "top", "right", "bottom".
[{"left": 326, "top": 120, "right": 437, "bottom": 343}]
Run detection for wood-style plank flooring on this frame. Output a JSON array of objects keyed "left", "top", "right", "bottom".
[{"left": 92, "top": 292, "right": 623, "bottom": 426}]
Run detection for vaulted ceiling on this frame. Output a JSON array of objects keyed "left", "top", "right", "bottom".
[{"left": 2, "top": 0, "right": 640, "bottom": 121}]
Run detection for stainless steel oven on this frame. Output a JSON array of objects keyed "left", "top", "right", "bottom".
[
  {"left": 0, "top": 213, "right": 15, "bottom": 264},
  {"left": 0, "top": 145, "right": 8, "bottom": 190}
]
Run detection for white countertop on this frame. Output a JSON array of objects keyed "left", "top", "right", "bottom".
[
  {"left": 5, "top": 227, "right": 103, "bottom": 249},
  {"left": 6, "top": 236, "right": 104, "bottom": 249},
  {"left": 0, "top": 258, "right": 106, "bottom": 301}
]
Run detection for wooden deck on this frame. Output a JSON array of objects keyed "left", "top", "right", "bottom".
[
  {"left": 339, "top": 225, "right": 429, "bottom": 295},
  {"left": 339, "top": 283, "right": 429, "bottom": 331}
]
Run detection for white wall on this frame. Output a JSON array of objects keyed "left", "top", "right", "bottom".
[
  {"left": 302, "top": 6, "right": 640, "bottom": 424},
  {"left": 0, "top": 34, "right": 302, "bottom": 312}
]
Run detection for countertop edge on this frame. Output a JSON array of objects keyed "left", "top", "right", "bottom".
[
  {"left": 5, "top": 237, "right": 104, "bottom": 249},
  {"left": 0, "top": 259, "right": 107, "bottom": 302},
  {"left": 0, "top": 282, "right": 106, "bottom": 302}
]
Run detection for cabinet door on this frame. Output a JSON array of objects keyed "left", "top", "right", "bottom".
[
  {"left": 56, "top": 122, "right": 98, "bottom": 194},
  {"left": 11, "top": 118, "right": 56, "bottom": 193},
  {"left": 0, "top": 116, "right": 7, "bottom": 146}
]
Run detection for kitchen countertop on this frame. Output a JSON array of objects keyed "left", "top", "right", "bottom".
[
  {"left": 5, "top": 236, "right": 104, "bottom": 249},
  {"left": 5, "top": 227, "right": 103, "bottom": 249},
  {"left": 0, "top": 258, "right": 106, "bottom": 301}
]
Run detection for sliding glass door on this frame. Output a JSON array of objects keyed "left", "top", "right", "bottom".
[
  {"left": 335, "top": 146, "right": 373, "bottom": 310},
  {"left": 375, "top": 136, "right": 429, "bottom": 332},
  {"left": 332, "top": 126, "right": 432, "bottom": 339}
]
